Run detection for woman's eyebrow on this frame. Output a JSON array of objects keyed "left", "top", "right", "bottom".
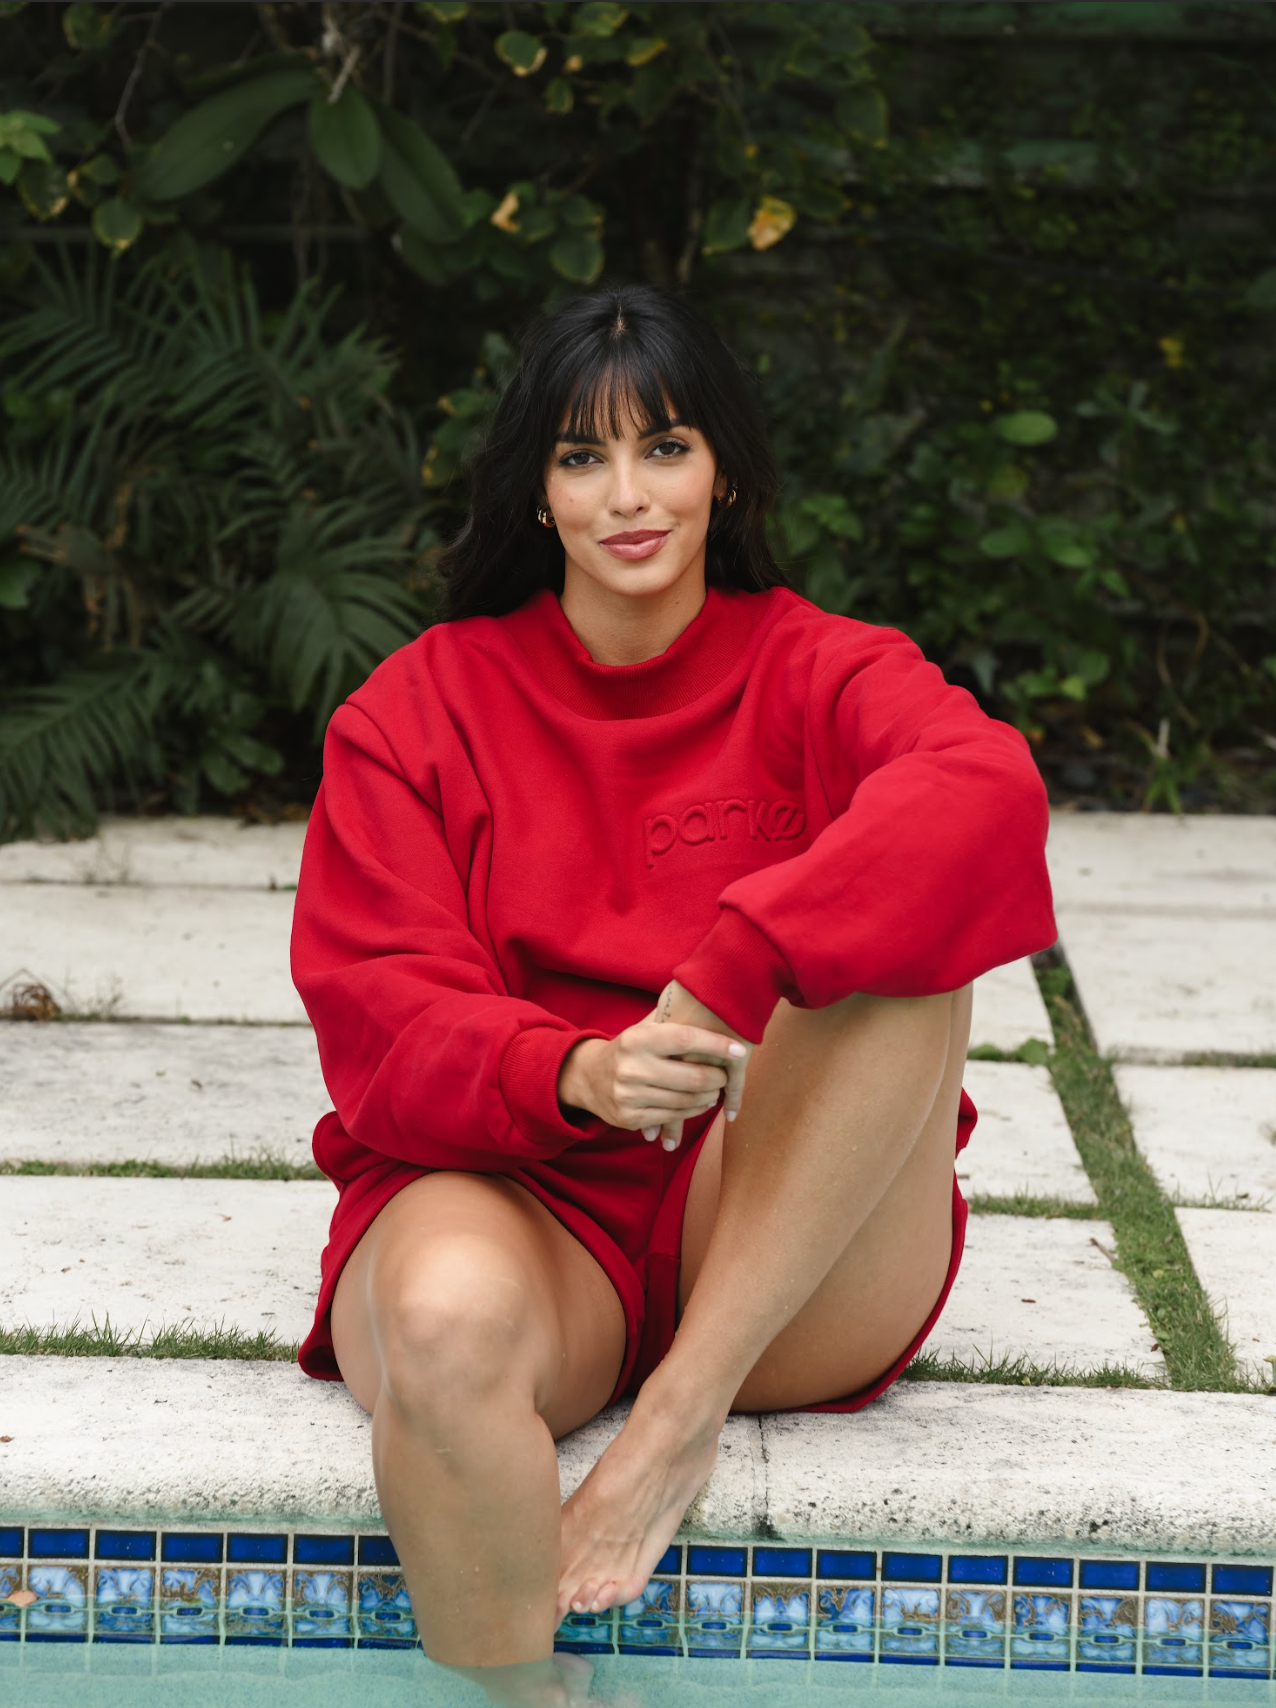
[{"left": 554, "top": 418, "right": 688, "bottom": 445}]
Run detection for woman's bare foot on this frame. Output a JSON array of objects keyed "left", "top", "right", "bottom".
[
  {"left": 555, "top": 1385, "right": 724, "bottom": 1621},
  {"left": 444, "top": 1652, "right": 594, "bottom": 1707}
]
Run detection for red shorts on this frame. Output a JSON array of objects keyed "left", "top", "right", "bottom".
[{"left": 300, "top": 1088, "right": 977, "bottom": 1412}]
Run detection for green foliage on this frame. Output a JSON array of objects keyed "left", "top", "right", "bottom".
[
  {"left": 0, "top": 1, "right": 1273, "bottom": 831},
  {"left": 0, "top": 242, "right": 436, "bottom": 839}
]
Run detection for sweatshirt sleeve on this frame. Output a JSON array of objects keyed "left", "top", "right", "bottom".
[
  {"left": 290, "top": 698, "right": 615, "bottom": 1169},
  {"left": 670, "top": 623, "right": 1057, "bottom": 1043}
]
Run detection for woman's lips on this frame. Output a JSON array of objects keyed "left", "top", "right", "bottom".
[{"left": 600, "top": 531, "right": 670, "bottom": 561}]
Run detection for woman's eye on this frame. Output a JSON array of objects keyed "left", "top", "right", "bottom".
[
  {"left": 559, "top": 450, "right": 596, "bottom": 468},
  {"left": 651, "top": 439, "right": 689, "bottom": 458}
]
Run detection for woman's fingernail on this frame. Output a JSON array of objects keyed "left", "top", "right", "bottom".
[
  {"left": 642, "top": 1126, "right": 657, "bottom": 1141},
  {"left": 726, "top": 1110, "right": 737, "bottom": 1122},
  {"left": 662, "top": 1138, "right": 678, "bottom": 1151}
]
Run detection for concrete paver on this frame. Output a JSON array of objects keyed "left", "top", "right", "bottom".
[
  {"left": 0, "top": 1022, "right": 330, "bottom": 1166},
  {"left": 1057, "top": 909, "right": 1276, "bottom": 1060},
  {"left": 0, "top": 815, "right": 306, "bottom": 889},
  {"left": 6, "top": 1357, "right": 1274, "bottom": 1552},
  {"left": 1175, "top": 1207, "right": 1276, "bottom": 1382},
  {"left": 0, "top": 885, "right": 307, "bottom": 1022},
  {"left": 0, "top": 1177, "right": 334, "bottom": 1345},
  {"left": 1115, "top": 1063, "right": 1276, "bottom": 1206},
  {"left": 0, "top": 897, "right": 1047, "bottom": 1049},
  {"left": 1047, "top": 810, "right": 1276, "bottom": 912},
  {"left": 0, "top": 1179, "right": 1149, "bottom": 1376},
  {"left": 761, "top": 1384, "right": 1276, "bottom": 1551},
  {"left": 957, "top": 1060, "right": 1094, "bottom": 1204},
  {"left": 929, "top": 1215, "right": 1163, "bottom": 1376},
  {"left": 968, "top": 956, "right": 1053, "bottom": 1053}
]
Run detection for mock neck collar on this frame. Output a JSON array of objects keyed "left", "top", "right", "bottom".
[{"left": 503, "top": 582, "right": 777, "bottom": 720}]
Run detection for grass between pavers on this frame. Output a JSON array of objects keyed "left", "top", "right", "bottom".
[
  {"left": 0, "top": 1155, "right": 323, "bottom": 1181},
  {"left": 1033, "top": 950, "right": 1271, "bottom": 1397},
  {"left": 0, "top": 1319, "right": 298, "bottom": 1361}
]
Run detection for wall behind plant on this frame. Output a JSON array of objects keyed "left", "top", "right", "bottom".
[{"left": 1, "top": 0, "right": 1273, "bottom": 838}]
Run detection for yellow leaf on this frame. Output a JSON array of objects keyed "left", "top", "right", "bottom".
[
  {"left": 564, "top": 53, "right": 584, "bottom": 72},
  {"left": 625, "top": 36, "right": 666, "bottom": 66},
  {"left": 748, "top": 195, "right": 796, "bottom": 252},
  {"left": 490, "top": 189, "right": 520, "bottom": 232}
]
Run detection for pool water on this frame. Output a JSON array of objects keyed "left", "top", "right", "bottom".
[{"left": 1, "top": 1642, "right": 1274, "bottom": 1706}]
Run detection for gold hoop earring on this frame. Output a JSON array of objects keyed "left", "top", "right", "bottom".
[
  {"left": 726, "top": 486, "right": 738, "bottom": 506},
  {"left": 536, "top": 505, "right": 555, "bottom": 528}
]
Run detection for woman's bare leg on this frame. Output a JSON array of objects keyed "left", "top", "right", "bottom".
[
  {"left": 557, "top": 984, "right": 973, "bottom": 1617},
  {"left": 331, "top": 1171, "right": 626, "bottom": 1700}
]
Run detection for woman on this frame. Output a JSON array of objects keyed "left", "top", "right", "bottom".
[{"left": 290, "top": 282, "right": 1056, "bottom": 1702}]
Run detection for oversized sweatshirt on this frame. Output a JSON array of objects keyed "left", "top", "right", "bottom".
[{"left": 289, "top": 578, "right": 1058, "bottom": 1376}]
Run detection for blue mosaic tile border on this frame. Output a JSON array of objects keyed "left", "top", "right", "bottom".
[{"left": 0, "top": 1526, "right": 1272, "bottom": 1676}]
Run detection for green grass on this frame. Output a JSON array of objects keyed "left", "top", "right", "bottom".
[
  {"left": 0, "top": 1154, "right": 323, "bottom": 1181},
  {"left": 0, "top": 1317, "right": 298, "bottom": 1361},
  {"left": 1033, "top": 952, "right": 1269, "bottom": 1396},
  {"left": 964, "top": 1192, "right": 1097, "bottom": 1218},
  {"left": 902, "top": 1349, "right": 1163, "bottom": 1390}
]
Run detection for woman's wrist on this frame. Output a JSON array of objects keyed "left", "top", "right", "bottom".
[{"left": 557, "top": 1037, "right": 605, "bottom": 1124}]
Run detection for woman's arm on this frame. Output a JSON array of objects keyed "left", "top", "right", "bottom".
[
  {"left": 671, "top": 622, "right": 1058, "bottom": 1044},
  {"left": 291, "top": 699, "right": 615, "bottom": 1169}
]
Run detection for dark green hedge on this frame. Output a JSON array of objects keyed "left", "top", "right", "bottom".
[{"left": 1, "top": 1, "right": 1274, "bottom": 837}]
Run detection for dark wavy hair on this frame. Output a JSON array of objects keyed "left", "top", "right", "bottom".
[{"left": 431, "top": 282, "right": 793, "bottom": 622}]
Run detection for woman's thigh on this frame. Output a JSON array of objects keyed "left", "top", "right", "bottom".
[
  {"left": 678, "top": 985, "right": 973, "bottom": 1412},
  {"left": 331, "top": 1171, "right": 628, "bottom": 1441}
]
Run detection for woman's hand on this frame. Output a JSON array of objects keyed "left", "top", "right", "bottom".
[{"left": 569, "top": 978, "right": 751, "bottom": 1152}]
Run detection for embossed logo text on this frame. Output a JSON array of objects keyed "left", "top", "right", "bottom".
[{"left": 644, "top": 797, "right": 806, "bottom": 869}]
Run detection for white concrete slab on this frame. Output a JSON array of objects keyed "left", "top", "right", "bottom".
[
  {"left": 0, "top": 1356, "right": 766, "bottom": 1533},
  {"left": 0, "top": 1022, "right": 331, "bottom": 1166},
  {"left": 761, "top": 1384, "right": 1276, "bottom": 1552},
  {"left": 1057, "top": 909, "right": 1276, "bottom": 1060},
  {"left": 0, "top": 885, "right": 305, "bottom": 1022},
  {"left": 1176, "top": 1207, "right": 1276, "bottom": 1382},
  {"left": 1115, "top": 1063, "right": 1276, "bottom": 1208},
  {"left": 4, "top": 1358, "right": 1274, "bottom": 1554},
  {"left": 928, "top": 1215, "right": 1163, "bottom": 1376},
  {"left": 957, "top": 1060, "right": 1094, "bottom": 1204},
  {"left": 969, "top": 957, "right": 1053, "bottom": 1053},
  {"left": 0, "top": 1177, "right": 334, "bottom": 1344},
  {"left": 1047, "top": 808, "right": 1276, "bottom": 913},
  {"left": 0, "top": 815, "right": 307, "bottom": 889}
]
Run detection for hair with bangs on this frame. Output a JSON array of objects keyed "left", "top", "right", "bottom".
[{"left": 431, "top": 282, "right": 792, "bottom": 621}]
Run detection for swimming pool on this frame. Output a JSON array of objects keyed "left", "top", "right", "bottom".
[{"left": 2, "top": 1525, "right": 1273, "bottom": 1694}]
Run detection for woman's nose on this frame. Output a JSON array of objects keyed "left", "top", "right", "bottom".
[{"left": 608, "top": 459, "right": 647, "bottom": 514}]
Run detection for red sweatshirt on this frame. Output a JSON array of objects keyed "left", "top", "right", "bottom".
[{"left": 290, "top": 579, "right": 1057, "bottom": 1376}]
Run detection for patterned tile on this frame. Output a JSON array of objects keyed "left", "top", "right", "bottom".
[
  {"left": 290, "top": 1568, "right": 353, "bottom": 1644},
  {"left": 224, "top": 1568, "right": 286, "bottom": 1645},
  {"left": 1209, "top": 1598, "right": 1271, "bottom": 1676},
  {"left": 1077, "top": 1593, "right": 1137, "bottom": 1671},
  {"left": 92, "top": 1566, "right": 156, "bottom": 1643},
  {"left": 944, "top": 1587, "right": 1007, "bottom": 1666},
  {"left": 355, "top": 1570, "right": 417, "bottom": 1647},
  {"left": 1143, "top": 1594, "right": 1204, "bottom": 1673},
  {"left": 617, "top": 1579, "right": 681, "bottom": 1655},
  {"left": 1011, "top": 1591, "right": 1073, "bottom": 1668},
  {"left": 880, "top": 1585, "right": 940, "bottom": 1664},
  {"left": 814, "top": 1583, "right": 875, "bottom": 1660},
  {"left": 26, "top": 1563, "right": 89, "bottom": 1642},
  {"left": 746, "top": 1582, "right": 810, "bottom": 1657},
  {"left": 159, "top": 1566, "right": 220, "bottom": 1643},
  {"left": 684, "top": 1577, "right": 745, "bottom": 1656}
]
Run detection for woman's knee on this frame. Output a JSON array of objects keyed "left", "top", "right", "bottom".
[{"left": 371, "top": 1235, "right": 548, "bottom": 1421}]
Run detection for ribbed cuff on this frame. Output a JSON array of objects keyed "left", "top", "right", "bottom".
[
  {"left": 499, "top": 1025, "right": 614, "bottom": 1154},
  {"left": 670, "top": 907, "right": 796, "bottom": 1044}
]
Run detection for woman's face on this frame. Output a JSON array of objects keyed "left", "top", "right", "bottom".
[{"left": 542, "top": 397, "right": 727, "bottom": 601}]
